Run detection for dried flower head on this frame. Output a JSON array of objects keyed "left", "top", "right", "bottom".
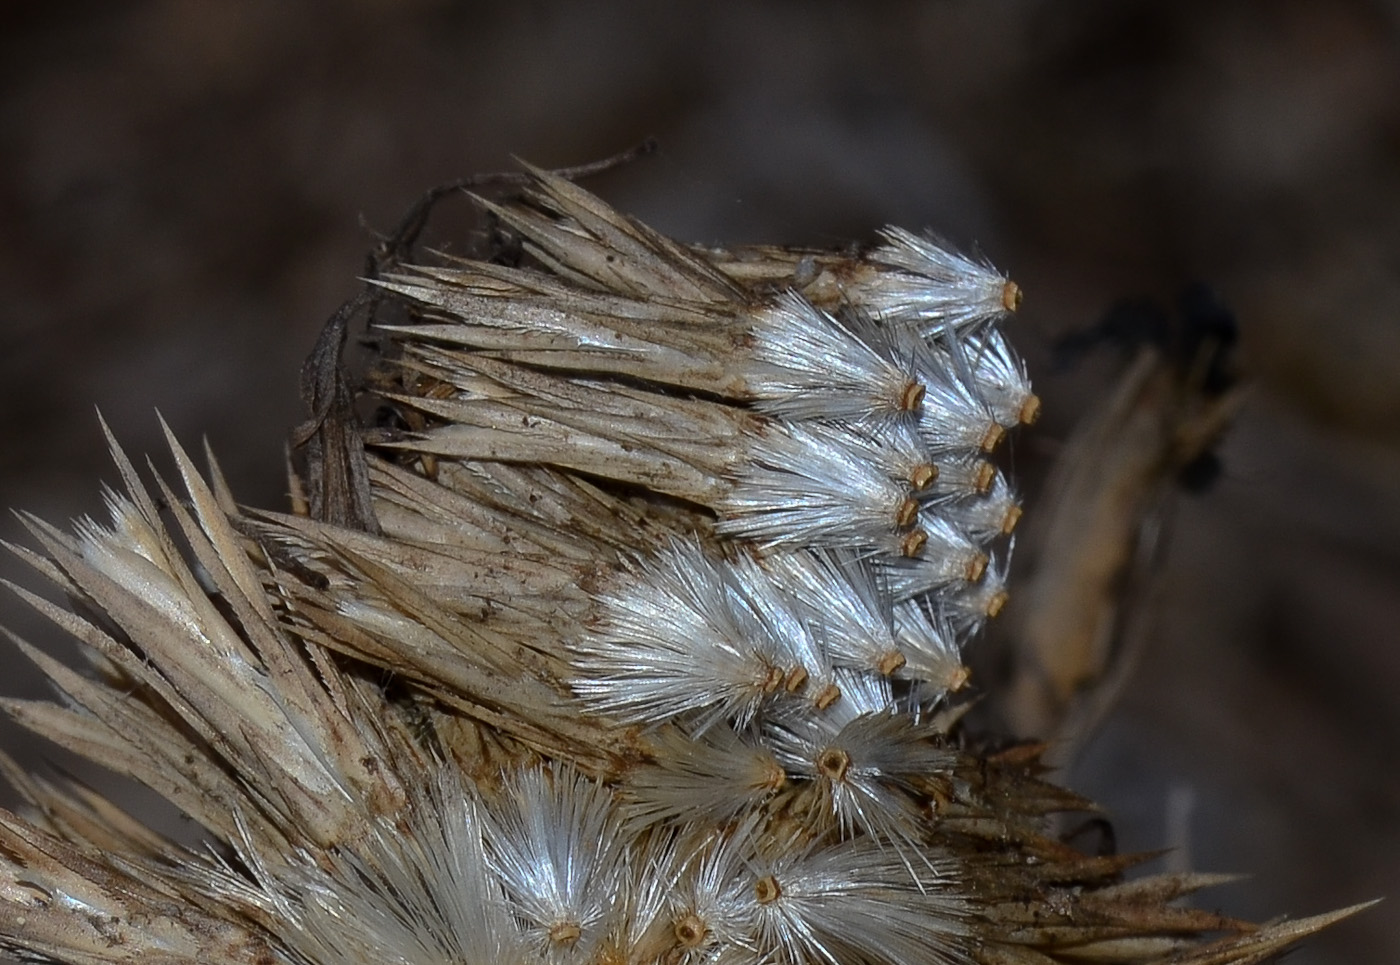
[{"left": 0, "top": 157, "right": 1370, "bottom": 965}]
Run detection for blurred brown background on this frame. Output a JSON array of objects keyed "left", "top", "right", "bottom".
[{"left": 1, "top": 1, "right": 1396, "bottom": 961}]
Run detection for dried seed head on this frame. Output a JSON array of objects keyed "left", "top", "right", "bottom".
[{"left": 0, "top": 161, "right": 1349, "bottom": 965}]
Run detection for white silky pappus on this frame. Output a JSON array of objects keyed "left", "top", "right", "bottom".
[
  {"left": 960, "top": 324, "right": 1039, "bottom": 429},
  {"left": 886, "top": 549, "right": 1012, "bottom": 648},
  {"left": 942, "top": 549, "right": 1012, "bottom": 634},
  {"left": 573, "top": 542, "right": 786, "bottom": 732},
  {"left": 872, "top": 515, "right": 989, "bottom": 599},
  {"left": 726, "top": 548, "right": 840, "bottom": 710},
  {"left": 621, "top": 723, "right": 786, "bottom": 829},
  {"left": 765, "top": 673, "right": 954, "bottom": 844},
  {"left": 748, "top": 292, "right": 925, "bottom": 427},
  {"left": 891, "top": 601, "right": 968, "bottom": 698},
  {"left": 913, "top": 325, "right": 1039, "bottom": 455},
  {"left": 915, "top": 347, "right": 1006, "bottom": 456},
  {"left": 479, "top": 765, "right": 631, "bottom": 965},
  {"left": 762, "top": 549, "right": 909, "bottom": 677},
  {"left": 924, "top": 467, "right": 1024, "bottom": 549},
  {"left": 718, "top": 422, "right": 928, "bottom": 558},
  {"left": 216, "top": 773, "right": 522, "bottom": 965},
  {"left": 927, "top": 468, "right": 1022, "bottom": 544},
  {"left": 865, "top": 227, "right": 1021, "bottom": 339},
  {"left": 650, "top": 814, "right": 776, "bottom": 965},
  {"left": 919, "top": 454, "right": 997, "bottom": 501},
  {"left": 720, "top": 830, "right": 973, "bottom": 965}
]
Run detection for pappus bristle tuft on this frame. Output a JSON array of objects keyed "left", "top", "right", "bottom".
[
  {"left": 718, "top": 423, "right": 927, "bottom": 556},
  {"left": 767, "top": 676, "right": 952, "bottom": 844},
  {"left": 622, "top": 724, "right": 787, "bottom": 828},
  {"left": 728, "top": 833, "right": 973, "bottom": 965},
  {"left": 480, "top": 765, "right": 630, "bottom": 965},
  {"left": 748, "top": 292, "right": 925, "bottom": 427},
  {"left": 572, "top": 539, "right": 792, "bottom": 731},
  {"left": 764, "top": 550, "right": 909, "bottom": 678},
  {"left": 961, "top": 326, "right": 1037, "bottom": 430},
  {"left": 0, "top": 161, "right": 1348, "bottom": 965},
  {"left": 866, "top": 227, "right": 1018, "bottom": 337}
]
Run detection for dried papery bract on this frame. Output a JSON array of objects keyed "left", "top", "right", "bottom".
[{"left": 0, "top": 159, "right": 1370, "bottom": 965}]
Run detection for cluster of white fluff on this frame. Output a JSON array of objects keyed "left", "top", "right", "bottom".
[
  {"left": 227, "top": 767, "right": 972, "bottom": 965},
  {"left": 352, "top": 169, "right": 1034, "bottom": 960},
  {"left": 0, "top": 168, "right": 1033, "bottom": 965},
  {"left": 0, "top": 166, "right": 1360, "bottom": 965}
]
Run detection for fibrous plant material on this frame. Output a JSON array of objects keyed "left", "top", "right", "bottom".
[{"left": 0, "top": 160, "right": 1369, "bottom": 965}]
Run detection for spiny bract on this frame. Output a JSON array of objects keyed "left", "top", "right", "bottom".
[{"left": 0, "top": 163, "right": 1363, "bottom": 965}]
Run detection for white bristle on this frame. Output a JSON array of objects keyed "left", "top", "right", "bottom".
[
  {"left": 891, "top": 602, "right": 967, "bottom": 699},
  {"left": 867, "top": 227, "right": 1018, "bottom": 338},
  {"left": 719, "top": 423, "right": 924, "bottom": 556},
  {"left": 939, "top": 550, "right": 1012, "bottom": 636},
  {"left": 767, "top": 677, "right": 951, "bottom": 842},
  {"left": 867, "top": 419, "right": 944, "bottom": 493},
  {"left": 622, "top": 724, "right": 786, "bottom": 828},
  {"left": 727, "top": 833, "right": 973, "bottom": 965},
  {"left": 963, "top": 326, "right": 1038, "bottom": 428},
  {"left": 572, "top": 540, "right": 791, "bottom": 731},
  {"left": 934, "top": 470, "right": 1022, "bottom": 543},
  {"left": 915, "top": 352, "right": 1004, "bottom": 456},
  {"left": 764, "top": 550, "right": 908, "bottom": 677},
  {"left": 236, "top": 775, "right": 522, "bottom": 965},
  {"left": 728, "top": 550, "right": 840, "bottom": 709},
  {"left": 922, "top": 454, "right": 997, "bottom": 500},
  {"left": 749, "top": 292, "right": 924, "bottom": 426},
  {"left": 877, "top": 517, "right": 988, "bottom": 600},
  {"left": 667, "top": 819, "right": 772, "bottom": 965},
  {"left": 480, "top": 766, "right": 628, "bottom": 965}
]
